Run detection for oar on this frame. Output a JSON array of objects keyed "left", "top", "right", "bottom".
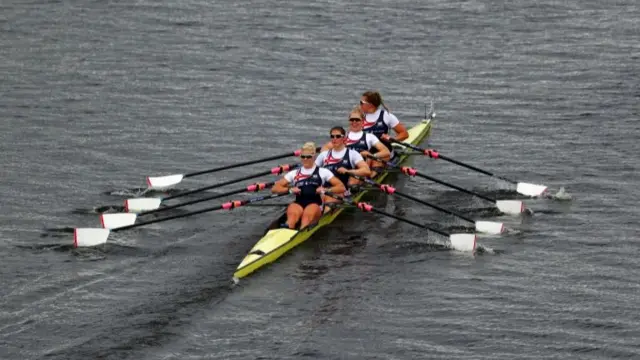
[
  {"left": 146, "top": 148, "right": 318, "bottom": 190},
  {"left": 101, "top": 181, "right": 275, "bottom": 229},
  {"left": 325, "top": 192, "right": 476, "bottom": 252},
  {"left": 349, "top": 175, "right": 504, "bottom": 234},
  {"left": 365, "top": 155, "right": 525, "bottom": 215},
  {"left": 74, "top": 192, "right": 292, "bottom": 248},
  {"left": 126, "top": 163, "right": 297, "bottom": 212},
  {"left": 387, "top": 139, "right": 548, "bottom": 197}
]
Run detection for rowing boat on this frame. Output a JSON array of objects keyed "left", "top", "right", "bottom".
[{"left": 232, "top": 118, "right": 434, "bottom": 280}]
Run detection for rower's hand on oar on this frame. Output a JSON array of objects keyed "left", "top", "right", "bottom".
[
  {"left": 289, "top": 187, "right": 301, "bottom": 195},
  {"left": 380, "top": 134, "right": 391, "bottom": 142},
  {"left": 336, "top": 167, "right": 350, "bottom": 174},
  {"left": 360, "top": 151, "right": 372, "bottom": 158},
  {"left": 316, "top": 186, "right": 328, "bottom": 194}
]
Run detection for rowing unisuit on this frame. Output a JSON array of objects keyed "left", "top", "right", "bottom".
[
  {"left": 363, "top": 108, "right": 400, "bottom": 155},
  {"left": 283, "top": 166, "right": 335, "bottom": 207},
  {"left": 345, "top": 131, "right": 380, "bottom": 153},
  {"left": 315, "top": 147, "right": 364, "bottom": 186}
]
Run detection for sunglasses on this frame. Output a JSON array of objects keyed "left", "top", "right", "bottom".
[
  {"left": 330, "top": 134, "right": 344, "bottom": 139},
  {"left": 349, "top": 117, "right": 363, "bottom": 122},
  {"left": 300, "top": 154, "right": 313, "bottom": 159},
  {"left": 359, "top": 100, "right": 371, "bottom": 105}
]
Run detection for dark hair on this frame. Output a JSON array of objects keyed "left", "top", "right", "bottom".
[
  {"left": 329, "top": 126, "right": 346, "bottom": 135},
  {"left": 362, "top": 90, "right": 390, "bottom": 112}
]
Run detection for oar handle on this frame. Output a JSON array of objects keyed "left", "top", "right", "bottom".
[
  {"left": 164, "top": 164, "right": 297, "bottom": 201},
  {"left": 141, "top": 182, "right": 275, "bottom": 216},
  {"left": 114, "top": 192, "right": 291, "bottom": 232},
  {"left": 388, "top": 138, "right": 439, "bottom": 158},
  {"left": 183, "top": 147, "right": 320, "bottom": 178}
]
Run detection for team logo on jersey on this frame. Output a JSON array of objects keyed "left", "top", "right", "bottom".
[{"left": 323, "top": 152, "right": 344, "bottom": 165}]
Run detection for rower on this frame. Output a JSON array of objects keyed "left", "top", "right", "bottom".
[
  {"left": 272, "top": 142, "right": 345, "bottom": 229},
  {"left": 359, "top": 90, "right": 409, "bottom": 165},
  {"left": 315, "top": 126, "right": 371, "bottom": 209},
  {"left": 342, "top": 106, "right": 391, "bottom": 179}
]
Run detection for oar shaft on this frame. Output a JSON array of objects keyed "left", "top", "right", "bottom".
[
  {"left": 365, "top": 154, "right": 496, "bottom": 204},
  {"left": 113, "top": 193, "right": 290, "bottom": 232},
  {"left": 437, "top": 154, "right": 516, "bottom": 184},
  {"left": 325, "top": 192, "right": 448, "bottom": 237},
  {"left": 369, "top": 207, "right": 448, "bottom": 237},
  {"left": 164, "top": 164, "right": 296, "bottom": 201},
  {"left": 351, "top": 175, "right": 475, "bottom": 224},
  {"left": 388, "top": 139, "right": 517, "bottom": 185},
  {"left": 412, "top": 171, "right": 496, "bottom": 203},
  {"left": 141, "top": 182, "right": 274, "bottom": 216},
  {"left": 183, "top": 147, "right": 319, "bottom": 178}
]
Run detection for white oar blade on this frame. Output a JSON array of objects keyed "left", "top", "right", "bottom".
[
  {"left": 449, "top": 233, "right": 477, "bottom": 252},
  {"left": 516, "top": 182, "right": 548, "bottom": 197},
  {"left": 74, "top": 228, "right": 110, "bottom": 248},
  {"left": 496, "top": 200, "right": 525, "bottom": 215},
  {"left": 474, "top": 221, "right": 505, "bottom": 235},
  {"left": 125, "top": 198, "right": 162, "bottom": 213},
  {"left": 146, "top": 174, "right": 184, "bottom": 190},
  {"left": 101, "top": 213, "right": 137, "bottom": 229}
]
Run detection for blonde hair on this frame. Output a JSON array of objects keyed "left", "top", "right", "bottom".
[
  {"left": 301, "top": 142, "right": 316, "bottom": 154},
  {"left": 350, "top": 105, "right": 365, "bottom": 119}
]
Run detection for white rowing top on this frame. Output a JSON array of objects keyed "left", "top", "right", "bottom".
[
  {"left": 346, "top": 131, "right": 380, "bottom": 150},
  {"left": 315, "top": 148, "right": 365, "bottom": 168},
  {"left": 283, "top": 166, "right": 335, "bottom": 184},
  {"left": 363, "top": 107, "right": 400, "bottom": 131}
]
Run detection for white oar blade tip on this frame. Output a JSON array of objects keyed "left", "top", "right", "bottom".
[
  {"left": 496, "top": 200, "right": 525, "bottom": 215},
  {"left": 146, "top": 174, "right": 184, "bottom": 190},
  {"left": 125, "top": 198, "right": 162, "bottom": 213},
  {"left": 474, "top": 221, "right": 505, "bottom": 235},
  {"left": 101, "top": 213, "right": 137, "bottom": 229},
  {"left": 516, "top": 182, "right": 548, "bottom": 197},
  {"left": 449, "top": 233, "right": 477, "bottom": 252},
  {"left": 74, "top": 228, "right": 110, "bottom": 247}
]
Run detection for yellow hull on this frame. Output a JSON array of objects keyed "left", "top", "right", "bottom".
[{"left": 233, "top": 119, "right": 433, "bottom": 280}]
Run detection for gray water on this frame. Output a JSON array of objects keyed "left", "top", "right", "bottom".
[{"left": 1, "top": 0, "right": 639, "bottom": 359}]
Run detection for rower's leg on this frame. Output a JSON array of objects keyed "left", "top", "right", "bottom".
[
  {"left": 285, "top": 203, "right": 304, "bottom": 229},
  {"left": 321, "top": 194, "right": 341, "bottom": 214},
  {"left": 300, "top": 204, "right": 322, "bottom": 229},
  {"left": 369, "top": 159, "right": 386, "bottom": 179}
]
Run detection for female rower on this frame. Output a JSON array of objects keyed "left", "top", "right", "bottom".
[
  {"left": 272, "top": 142, "right": 346, "bottom": 229},
  {"left": 344, "top": 106, "right": 390, "bottom": 178},
  {"left": 316, "top": 126, "right": 371, "bottom": 207},
  {"left": 359, "top": 90, "right": 409, "bottom": 161}
]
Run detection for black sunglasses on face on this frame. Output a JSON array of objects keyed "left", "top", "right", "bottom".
[
  {"left": 330, "top": 134, "right": 344, "bottom": 139},
  {"left": 349, "top": 118, "right": 362, "bottom": 122},
  {"left": 300, "top": 155, "right": 313, "bottom": 159}
]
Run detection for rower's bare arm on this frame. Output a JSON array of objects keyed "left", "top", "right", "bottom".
[
  {"left": 352, "top": 161, "right": 371, "bottom": 178},
  {"left": 374, "top": 142, "right": 391, "bottom": 160},
  {"left": 393, "top": 123, "right": 409, "bottom": 142},
  {"left": 272, "top": 178, "right": 291, "bottom": 194},
  {"left": 328, "top": 176, "right": 346, "bottom": 195},
  {"left": 320, "top": 141, "right": 334, "bottom": 152}
]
